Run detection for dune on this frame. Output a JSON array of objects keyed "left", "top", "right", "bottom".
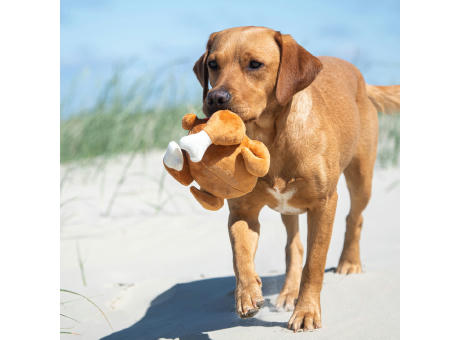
[{"left": 60, "top": 151, "right": 399, "bottom": 339}]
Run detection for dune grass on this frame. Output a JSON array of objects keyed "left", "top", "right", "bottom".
[
  {"left": 60, "top": 70, "right": 400, "bottom": 167},
  {"left": 377, "top": 112, "right": 400, "bottom": 168},
  {"left": 61, "top": 67, "right": 201, "bottom": 164},
  {"left": 60, "top": 104, "right": 192, "bottom": 163}
]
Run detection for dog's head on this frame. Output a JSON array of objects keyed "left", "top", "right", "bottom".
[{"left": 193, "top": 26, "right": 322, "bottom": 121}]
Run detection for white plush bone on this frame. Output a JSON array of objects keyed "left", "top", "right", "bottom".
[
  {"left": 179, "top": 130, "right": 212, "bottom": 162},
  {"left": 163, "top": 141, "right": 184, "bottom": 171}
]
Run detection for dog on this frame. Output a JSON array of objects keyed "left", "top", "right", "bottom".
[{"left": 192, "top": 26, "right": 400, "bottom": 332}]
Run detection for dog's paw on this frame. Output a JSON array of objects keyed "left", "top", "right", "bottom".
[
  {"left": 336, "top": 259, "right": 362, "bottom": 275},
  {"left": 275, "top": 288, "right": 298, "bottom": 311},
  {"left": 179, "top": 130, "right": 212, "bottom": 162},
  {"left": 235, "top": 276, "right": 264, "bottom": 318},
  {"left": 287, "top": 301, "right": 322, "bottom": 332},
  {"left": 163, "top": 141, "right": 183, "bottom": 171}
]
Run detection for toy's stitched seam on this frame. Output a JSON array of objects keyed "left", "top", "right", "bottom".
[{"left": 200, "top": 163, "right": 247, "bottom": 195}]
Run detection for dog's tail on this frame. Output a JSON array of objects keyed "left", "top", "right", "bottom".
[{"left": 366, "top": 84, "right": 400, "bottom": 114}]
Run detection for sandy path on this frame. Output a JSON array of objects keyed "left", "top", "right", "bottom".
[{"left": 61, "top": 151, "right": 399, "bottom": 339}]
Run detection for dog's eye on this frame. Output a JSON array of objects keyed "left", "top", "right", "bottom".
[
  {"left": 249, "top": 60, "right": 263, "bottom": 70},
  {"left": 208, "top": 60, "right": 218, "bottom": 70}
]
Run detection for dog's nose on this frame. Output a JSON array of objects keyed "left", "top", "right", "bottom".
[{"left": 206, "top": 89, "right": 231, "bottom": 114}]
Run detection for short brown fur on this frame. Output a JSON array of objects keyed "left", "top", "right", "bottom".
[{"left": 193, "top": 26, "right": 400, "bottom": 331}]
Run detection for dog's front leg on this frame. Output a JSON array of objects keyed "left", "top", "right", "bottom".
[
  {"left": 228, "top": 198, "right": 264, "bottom": 318},
  {"left": 288, "top": 192, "right": 338, "bottom": 332}
]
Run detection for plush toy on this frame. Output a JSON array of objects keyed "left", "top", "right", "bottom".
[{"left": 162, "top": 110, "right": 270, "bottom": 210}]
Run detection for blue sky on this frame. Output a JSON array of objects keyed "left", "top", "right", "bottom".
[{"left": 61, "top": 0, "right": 399, "bottom": 116}]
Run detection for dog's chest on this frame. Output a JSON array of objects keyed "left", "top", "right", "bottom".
[
  {"left": 265, "top": 177, "right": 307, "bottom": 215},
  {"left": 266, "top": 187, "right": 305, "bottom": 215}
]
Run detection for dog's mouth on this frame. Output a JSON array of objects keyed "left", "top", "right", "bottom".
[
  {"left": 205, "top": 104, "right": 255, "bottom": 123},
  {"left": 225, "top": 106, "right": 255, "bottom": 123}
]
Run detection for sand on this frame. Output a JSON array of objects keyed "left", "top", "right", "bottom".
[{"left": 60, "top": 151, "right": 399, "bottom": 339}]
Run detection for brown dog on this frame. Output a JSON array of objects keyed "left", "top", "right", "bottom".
[{"left": 193, "top": 26, "right": 400, "bottom": 332}]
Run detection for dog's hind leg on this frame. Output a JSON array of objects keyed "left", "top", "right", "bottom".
[
  {"left": 337, "top": 78, "right": 378, "bottom": 275},
  {"left": 276, "top": 214, "right": 304, "bottom": 311},
  {"left": 337, "top": 125, "right": 377, "bottom": 274}
]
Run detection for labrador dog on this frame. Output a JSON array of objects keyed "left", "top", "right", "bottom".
[{"left": 192, "top": 26, "right": 399, "bottom": 332}]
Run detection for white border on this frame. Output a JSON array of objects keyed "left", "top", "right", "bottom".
[
  {"left": 3, "top": 0, "right": 460, "bottom": 338},
  {"left": 401, "top": 0, "right": 460, "bottom": 339},
  {"left": 0, "top": 1, "right": 59, "bottom": 338}
]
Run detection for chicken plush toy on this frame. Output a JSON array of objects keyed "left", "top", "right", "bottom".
[{"left": 162, "top": 110, "right": 270, "bottom": 210}]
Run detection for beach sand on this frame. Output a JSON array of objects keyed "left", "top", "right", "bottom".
[{"left": 61, "top": 151, "right": 399, "bottom": 339}]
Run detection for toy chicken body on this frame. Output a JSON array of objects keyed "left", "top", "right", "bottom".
[{"left": 163, "top": 110, "right": 270, "bottom": 210}]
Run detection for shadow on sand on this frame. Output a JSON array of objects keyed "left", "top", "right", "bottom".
[{"left": 101, "top": 274, "right": 289, "bottom": 340}]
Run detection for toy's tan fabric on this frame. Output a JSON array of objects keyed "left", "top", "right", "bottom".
[
  {"left": 163, "top": 110, "right": 270, "bottom": 210},
  {"left": 204, "top": 109, "right": 246, "bottom": 145}
]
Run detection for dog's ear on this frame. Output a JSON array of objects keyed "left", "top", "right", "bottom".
[
  {"left": 193, "top": 52, "right": 208, "bottom": 90},
  {"left": 193, "top": 32, "right": 216, "bottom": 101},
  {"left": 274, "top": 32, "right": 323, "bottom": 106}
]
